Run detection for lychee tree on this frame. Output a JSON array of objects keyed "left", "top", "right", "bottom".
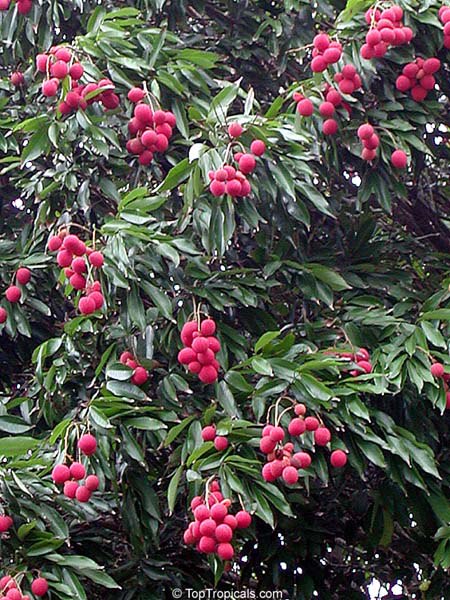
[{"left": 0, "top": 0, "right": 449, "bottom": 598}]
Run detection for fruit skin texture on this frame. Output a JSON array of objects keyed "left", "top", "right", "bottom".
[
  {"left": 201, "top": 425, "right": 216, "bottom": 442},
  {"left": 0, "top": 515, "right": 13, "bottom": 532},
  {"left": 79, "top": 296, "right": 96, "bottom": 315},
  {"left": 52, "top": 464, "right": 70, "bottom": 484},
  {"left": 5, "top": 286, "right": 21, "bottom": 303},
  {"left": 297, "top": 98, "right": 314, "bottom": 116},
  {"left": 391, "top": 149, "right": 407, "bottom": 169},
  {"left": 431, "top": 362, "right": 445, "bottom": 378},
  {"left": 89, "top": 251, "right": 104, "bottom": 268},
  {"left": 235, "top": 510, "right": 252, "bottom": 528},
  {"left": 330, "top": 449, "right": 348, "bottom": 468},
  {"left": 228, "top": 122, "right": 243, "bottom": 138},
  {"left": 63, "top": 481, "right": 79, "bottom": 498},
  {"left": 31, "top": 578, "right": 49, "bottom": 596},
  {"left": 314, "top": 427, "right": 331, "bottom": 446},
  {"left": 283, "top": 466, "right": 299, "bottom": 484},
  {"left": 70, "top": 462, "right": 86, "bottom": 480},
  {"left": 0, "top": 307, "right": 7, "bottom": 324},
  {"left": 250, "top": 139, "right": 266, "bottom": 156},
  {"left": 131, "top": 366, "right": 149, "bottom": 385},
  {"left": 214, "top": 436, "right": 229, "bottom": 451},
  {"left": 85, "top": 475, "right": 99, "bottom": 491},
  {"left": 78, "top": 433, "right": 97, "bottom": 455},
  {"left": 75, "top": 486, "right": 92, "bottom": 502},
  {"left": 217, "top": 542, "right": 234, "bottom": 560}
]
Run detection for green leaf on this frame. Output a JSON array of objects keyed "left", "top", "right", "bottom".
[{"left": 168, "top": 465, "right": 183, "bottom": 514}]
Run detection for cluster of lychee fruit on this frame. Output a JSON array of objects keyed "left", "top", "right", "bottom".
[
  {"left": 36, "top": 47, "right": 119, "bottom": 115},
  {"left": 440, "top": 6, "right": 450, "bottom": 49},
  {"left": 260, "top": 402, "right": 347, "bottom": 485},
  {"left": 294, "top": 88, "right": 345, "bottom": 136},
  {"left": 51, "top": 434, "right": 98, "bottom": 503},
  {"left": 310, "top": 33, "right": 343, "bottom": 73},
  {"left": 395, "top": 57, "right": 441, "bottom": 101},
  {"left": 177, "top": 317, "right": 221, "bottom": 384},
  {"left": 126, "top": 87, "right": 176, "bottom": 166},
  {"left": 201, "top": 424, "right": 228, "bottom": 452},
  {"left": 119, "top": 351, "right": 149, "bottom": 386},
  {"left": 334, "top": 64, "right": 362, "bottom": 96},
  {"left": 330, "top": 347, "right": 373, "bottom": 376},
  {"left": 47, "top": 231, "right": 104, "bottom": 315},
  {"left": 360, "top": 5, "right": 413, "bottom": 59},
  {"left": 0, "top": 575, "right": 49, "bottom": 598},
  {"left": 0, "top": 267, "right": 32, "bottom": 325},
  {"left": 207, "top": 123, "right": 265, "bottom": 198},
  {"left": 183, "top": 480, "right": 252, "bottom": 563},
  {"left": 0, "top": 0, "right": 31, "bottom": 15},
  {"left": 357, "top": 123, "right": 380, "bottom": 162}
]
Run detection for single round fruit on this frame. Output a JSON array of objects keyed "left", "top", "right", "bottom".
[
  {"left": 78, "top": 433, "right": 97, "bottom": 456},
  {"left": 391, "top": 149, "right": 407, "bottom": 169},
  {"left": 288, "top": 418, "right": 306, "bottom": 436},
  {"left": 210, "top": 503, "right": 227, "bottom": 522},
  {"left": 128, "top": 87, "right": 145, "bottom": 103},
  {"left": 75, "top": 486, "right": 92, "bottom": 503},
  {"left": 201, "top": 425, "right": 216, "bottom": 442},
  {"left": 192, "top": 336, "right": 209, "bottom": 353},
  {"left": 193, "top": 505, "right": 210, "bottom": 522},
  {"left": 235, "top": 510, "right": 252, "bottom": 529},
  {"left": 294, "top": 403, "right": 306, "bottom": 416},
  {"left": 89, "top": 251, "right": 104, "bottom": 268},
  {"left": 319, "top": 101, "right": 335, "bottom": 117},
  {"left": 214, "top": 436, "right": 229, "bottom": 451},
  {"left": 63, "top": 481, "right": 79, "bottom": 499},
  {"left": 293, "top": 451, "right": 312, "bottom": 469},
  {"left": 304, "top": 416, "right": 319, "bottom": 431},
  {"left": 199, "top": 518, "right": 217, "bottom": 537},
  {"left": 217, "top": 542, "right": 234, "bottom": 560},
  {"left": 259, "top": 436, "right": 276, "bottom": 454},
  {"left": 322, "top": 118, "right": 338, "bottom": 135},
  {"left": 199, "top": 365, "right": 218, "bottom": 384},
  {"left": 48, "top": 235, "right": 62, "bottom": 251},
  {"left": 238, "top": 153, "right": 256, "bottom": 175},
  {"left": 431, "top": 362, "right": 445, "bottom": 378},
  {"left": 199, "top": 536, "right": 216, "bottom": 554},
  {"left": 0, "top": 516, "right": 13, "bottom": 532},
  {"left": 297, "top": 98, "right": 314, "bottom": 116},
  {"left": 357, "top": 124, "right": 374, "bottom": 140},
  {"left": 250, "top": 139, "right": 266, "bottom": 156},
  {"left": 282, "top": 466, "right": 299, "bottom": 485},
  {"left": 70, "top": 462, "right": 86, "bottom": 480},
  {"left": 228, "top": 122, "right": 243, "bottom": 138},
  {"left": 0, "top": 307, "right": 6, "bottom": 324},
  {"left": 31, "top": 578, "right": 49, "bottom": 597},
  {"left": 131, "top": 366, "right": 149, "bottom": 386},
  {"left": 330, "top": 449, "right": 348, "bottom": 468},
  {"left": 52, "top": 464, "right": 70, "bottom": 484},
  {"left": 215, "top": 523, "right": 233, "bottom": 543},
  {"left": 78, "top": 296, "right": 96, "bottom": 315},
  {"left": 269, "top": 426, "right": 285, "bottom": 442},
  {"left": 314, "top": 427, "right": 331, "bottom": 446},
  {"left": 5, "top": 286, "right": 21, "bottom": 303}
]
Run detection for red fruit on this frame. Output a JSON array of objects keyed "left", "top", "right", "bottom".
[
  {"left": 282, "top": 466, "right": 299, "bottom": 485},
  {"left": 51, "top": 60, "right": 69, "bottom": 79},
  {"left": 330, "top": 449, "right": 348, "bottom": 468},
  {"left": 238, "top": 153, "right": 256, "bottom": 174},
  {"left": 199, "top": 366, "right": 218, "bottom": 384},
  {"left": 214, "top": 436, "right": 228, "bottom": 451},
  {"left": 131, "top": 366, "right": 149, "bottom": 385},
  {"left": 192, "top": 336, "right": 209, "bottom": 353},
  {"left": 190, "top": 496, "right": 204, "bottom": 510},
  {"left": 5, "top": 286, "right": 21, "bottom": 303},
  {"left": 322, "top": 119, "right": 338, "bottom": 135},
  {"left": 356, "top": 348, "right": 370, "bottom": 361},
  {"left": 423, "top": 58, "right": 440, "bottom": 74},
  {"left": 177, "top": 347, "right": 197, "bottom": 365},
  {"left": 269, "top": 426, "right": 285, "bottom": 442},
  {"left": 294, "top": 451, "right": 312, "bottom": 468},
  {"left": 396, "top": 75, "right": 412, "bottom": 92},
  {"left": 228, "top": 122, "right": 243, "bottom": 138},
  {"left": 134, "top": 103, "right": 153, "bottom": 125},
  {"left": 262, "top": 462, "right": 276, "bottom": 481},
  {"left": 210, "top": 503, "right": 227, "bottom": 523},
  {"left": 199, "top": 536, "right": 216, "bottom": 554},
  {"left": 89, "top": 251, "right": 104, "bottom": 268},
  {"left": 250, "top": 139, "right": 266, "bottom": 156},
  {"left": 120, "top": 351, "right": 133, "bottom": 364},
  {"left": 357, "top": 124, "right": 374, "bottom": 140},
  {"left": 294, "top": 403, "right": 306, "bottom": 416},
  {"left": 16, "top": 267, "right": 31, "bottom": 285},
  {"left": 69, "top": 63, "right": 84, "bottom": 80},
  {"left": 193, "top": 504, "right": 210, "bottom": 522},
  {"left": 128, "top": 87, "right": 145, "bottom": 103},
  {"left": 297, "top": 98, "right": 314, "bottom": 116},
  {"left": 0, "top": 307, "right": 6, "bottom": 324},
  {"left": 70, "top": 462, "right": 86, "bottom": 480},
  {"left": 318, "top": 101, "right": 334, "bottom": 118},
  {"left": 323, "top": 47, "right": 341, "bottom": 64},
  {"left": 288, "top": 418, "right": 306, "bottom": 436},
  {"left": 314, "top": 427, "right": 331, "bottom": 446},
  {"left": 305, "top": 416, "right": 319, "bottom": 431},
  {"left": 217, "top": 542, "right": 234, "bottom": 560},
  {"left": 42, "top": 78, "right": 59, "bottom": 97},
  {"left": 52, "top": 464, "right": 70, "bottom": 484},
  {"left": 225, "top": 179, "right": 242, "bottom": 197},
  {"left": 210, "top": 180, "right": 226, "bottom": 196},
  {"left": 180, "top": 320, "right": 198, "bottom": 346},
  {"left": 364, "top": 134, "right": 379, "bottom": 150},
  {"left": 199, "top": 518, "right": 217, "bottom": 537},
  {"left": 420, "top": 75, "right": 436, "bottom": 91},
  {"left": 215, "top": 523, "right": 233, "bottom": 543},
  {"left": 390, "top": 150, "right": 407, "bottom": 169},
  {"left": 78, "top": 296, "right": 96, "bottom": 315},
  {"left": 78, "top": 433, "right": 97, "bottom": 456},
  {"left": 0, "top": 575, "right": 13, "bottom": 591},
  {"left": 70, "top": 273, "right": 86, "bottom": 290},
  {"left": 75, "top": 486, "right": 91, "bottom": 503},
  {"left": 235, "top": 510, "right": 252, "bottom": 528},
  {"left": 311, "top": 56, "right": 327, "bottom": 72},
  {"left": 357, "top": 360, "right": 373, "bottom": 374},
  {"left": 259, "top": 436, "right": 276, "bottom": 454},
  {"left": 17, "top": 0, "right": 32, "bottom": 14},
  {"left": 431, "top": 362, "right": 445, "bottom": 378},
  {"left": 6, "top": 589, "right": 22, "bottom": 600},
  {"left": 48, "top": 235, "right": 62, "bottom": 251},
  {"left": 366, "top": 29, "right": 381, "bottom": 46},
  {"left": 188, "top": 361, "right": 202, "bottom": 374},
  {"left": 362, "top": 148, "right": 377, "bottom": 161},
  {"left": 313, "top": 33, "right": 330, "bottom": 51},
  {"left": 88, "top": 291, "right": 104, "bottom": 310},
  {"left": 0, "top": 516, "right": 13, "bottom": 532},
  {"left": 200, "top": 319, "right": 216, "bottom": 336},
  {"left": 63, "top": 481, "right": 79, "bottom": 499},
  {"left": 326, "top": 89, "right": 342, "bottom": 106},
  {"left": 10, "top": 71, "right": 24, "bottom": 87},
  {"left": 201, "top": 425, "right": 216, "bottom": 442},
  {"left": 36, "top": 53, "right": 49, "bottom": 72},
  {"left": 411, "top": 86, "right": 428, "bottom": 102},
  {"left": 155, "top": 133, "right": 169, "bottom": 152}
]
